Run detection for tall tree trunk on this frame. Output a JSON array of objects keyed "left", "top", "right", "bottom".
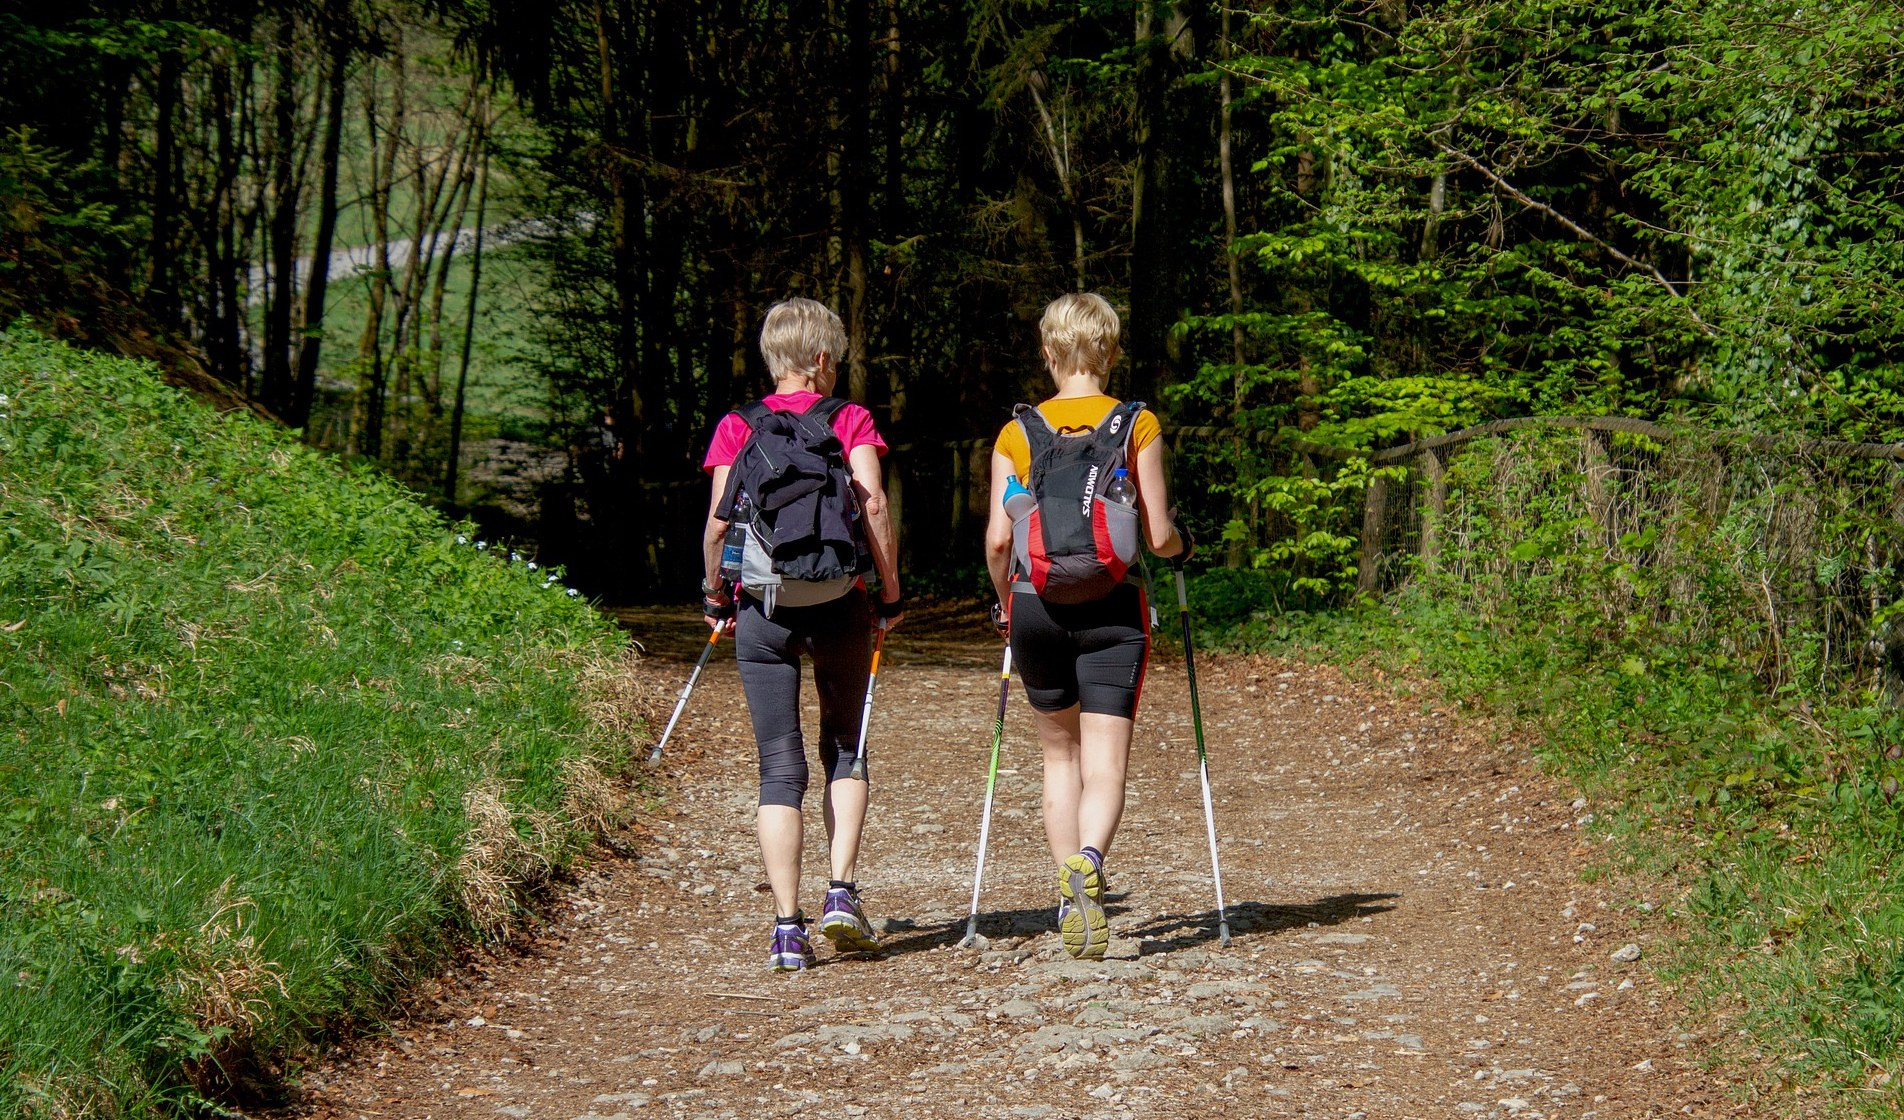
[
  {"left": 1128, "top": 3, "right": 1192, "bottom": 405},
  {"left": 262, "top": 15, "right": 300, "bottom": 412},
  {"left": 427, "top": 117, "right": 481, "bottom": 408},
  {"left": 351, "top": 47, "right": 406, "bottom": 459},
  {"left": 881, "top": 0, "right": 908, "bottom": 567},
  {"left": 207, "top": 56, "right": 245, "bottom": 384},
  {"left": 445, "top": 137, "right": 490, "bottom": 504},
  {"left": 1004, "top": 10, "right": 1086, "bottom": 291},
  {"left": 1219, "top": 6, "right": 1248, "bottom": 567},
  {"left": 149, "top": 0, "right": 183, "bottom": 328},
  {"left": 594, "top": 0, "right": 643, "bottom": 460},
  {"left": 291, "top": 19, "right": 351, "bottom": 432},
  {"left": 843, "top": 0, "right": 872, "bottom": 404}
]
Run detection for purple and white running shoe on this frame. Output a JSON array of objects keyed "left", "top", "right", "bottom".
[
  {"left": 818, "top": 888, "right": 881, "bottom": 953},
  {"left": 768, "top": 921, "right": 816, "bottom": 972}
]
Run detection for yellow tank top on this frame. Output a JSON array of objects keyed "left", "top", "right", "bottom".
[{"left": 993, "top": 395, "right": 1161, "bottom": 483}]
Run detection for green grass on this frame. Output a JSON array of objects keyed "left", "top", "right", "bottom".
[
  {"left": 1202, "top": 578, "right": 1904, "bottom": 1113},
  {"left": 0, "top": 329, "right": 635, "bottom": 1117}
]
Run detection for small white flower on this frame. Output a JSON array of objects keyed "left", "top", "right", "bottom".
[
  {"left": 566, "top": 588, "right": 580, "bottom": 597},
  {"left": 475, "top": 540, "right": 488, "bottom": 551},
  {"left": 510, "top": 551, "right": 522, "bottom": 563},
  {"left": 456, "top": 534, "right": 469, "bottom": 545},
  {"left": 450, "top": 639, "right": 463, "bottom": 648},
  {"left": 0, "top": 393, "right": 10, "bottom": 406},
  {"left": 526, "top": 562, "right": 538, "bottom": 572}
]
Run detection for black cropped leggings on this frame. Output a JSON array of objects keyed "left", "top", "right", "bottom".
[{"left": 734, "top": 587, "right": 872, "bottom": 808}]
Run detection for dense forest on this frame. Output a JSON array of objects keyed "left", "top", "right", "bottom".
[{"left": 4, "top": 1, "right": 1903, "bottom": 599}]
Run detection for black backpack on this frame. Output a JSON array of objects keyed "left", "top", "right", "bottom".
[
  {"left": 1008, "top": 400, "right": 1145, "bottom": 604},
  {"left": 715, "top": 397, "right": 868, "bottom": 613}
]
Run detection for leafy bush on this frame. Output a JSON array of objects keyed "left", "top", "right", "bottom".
[{"left": 0, "top": 330, "right": 635, "bottom": 1116}]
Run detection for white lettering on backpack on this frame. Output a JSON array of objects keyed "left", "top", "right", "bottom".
[{"left": 1081, "top": 464, "right": 1099, "bottom": 516}]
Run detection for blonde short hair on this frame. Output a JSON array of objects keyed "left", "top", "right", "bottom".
[
  {"left": 759, "top": 298, "right": 847, "bottom": 381},
  {"left": 1040, "top": 292, "right": 1121, "bottom": 382}
]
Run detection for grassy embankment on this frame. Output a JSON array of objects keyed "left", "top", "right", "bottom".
[
  {"left": 0, "top": 330, "right": 640, "bottom": 1116},
  {"left": 1191, "top": 565, "right": 1904, "bottom": 1113}
]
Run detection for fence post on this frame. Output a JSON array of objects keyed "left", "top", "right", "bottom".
[
  {"left": 1584, "top": 427, "right": 1614, "bottom": 541},
  {"left": 1418, "top": 449, "right": 1446, "bottom": 573},
  {"left": 1357, "top": 471, "right": 1387, "bottom": 596}
]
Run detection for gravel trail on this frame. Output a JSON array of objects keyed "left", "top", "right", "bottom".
[{"left": 289, "top": 604, "right": 1731, "bottom": 1120}]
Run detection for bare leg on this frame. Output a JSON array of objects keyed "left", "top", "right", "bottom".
[
  {"left": 823, "top": 776, "right": 869, "bottom": 882},
  {"left": 1077, "top": 712, "right": 1134, "bottom": 856},
  {"left": 1034, "top": 704, "right": 1084, "bottom": 867},
  {"left": 758, "top": 804, "right": 803, "bottom": 918}
]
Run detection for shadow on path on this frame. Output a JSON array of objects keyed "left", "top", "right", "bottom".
[{"left": 1129, "top": 892, "right": 1401, "bottom": 955}]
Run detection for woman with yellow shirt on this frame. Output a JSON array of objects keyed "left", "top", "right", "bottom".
[{"left": 983, "top": 292, "right": 1191, "bottom": 960}]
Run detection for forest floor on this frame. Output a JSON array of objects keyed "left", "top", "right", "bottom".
[{"left": 283, "top": 602, "right": 1748, "bottom": 1120}]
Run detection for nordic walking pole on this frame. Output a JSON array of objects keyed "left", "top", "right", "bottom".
[
  {"left": 846, "top": 624, "right": 887, "bottom": 781},
  {"left": 1175, "top": 566, "right": 1232, "bottom": 947},
  {"left": 646, "top": 622, "right": 727, "bottom": 765},
  {"left": 959, "top": 644, "right": 1014, "bottom": 948}
]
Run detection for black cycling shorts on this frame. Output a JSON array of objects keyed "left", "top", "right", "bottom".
[{"left": 1008, "top": 583, "right": 1149, "bottom": 719}]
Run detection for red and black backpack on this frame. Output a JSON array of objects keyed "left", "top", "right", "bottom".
[{"left": 1007, "top": 400, "right": 1145, "bottom": 604}]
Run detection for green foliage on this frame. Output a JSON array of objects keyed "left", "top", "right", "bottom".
[
  {"left": 1170, "top": 0, "right": 1904, "bottom": 596},
  {"left": 1212, "top": 422, "right": 1904, "bottom": 1107},
  {"left": 0, "top": 330, "right": 633, "bottom": 1116}
]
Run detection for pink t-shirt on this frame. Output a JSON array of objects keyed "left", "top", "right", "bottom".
[{"left": 701, "top": 391, "right": 888, "bottom": 472}]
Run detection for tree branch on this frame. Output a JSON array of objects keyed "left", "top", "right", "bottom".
[{"left": 1436, "top": 141, "right": 1712, "bottom": 335}]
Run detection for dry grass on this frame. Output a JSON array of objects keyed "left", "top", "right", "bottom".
[
  {"left": 575, "top": 647, "right": 667, "bottom": 753},
  {"left": 166, "top": 881, "right": 288, "bottom": 1045},
  {"left": 560, "top": 756, "right": 622, "bottom": 837},
  {"left": 454, "top": 781, "right": 560, "bottom": 935}
]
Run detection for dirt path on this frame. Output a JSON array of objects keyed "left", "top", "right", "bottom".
[{"left": 289, "top": 604, "right": 1735, "bottom": 1120}]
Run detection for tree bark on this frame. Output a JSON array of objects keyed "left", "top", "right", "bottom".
[
  {"left": 843, "top": 0, "right": 873, "bottom": 405},
  {"left": 262, "top": 14, "right": 300, "bottom": 412},
  {"left": 1128, "top": 3, "right": 1193, "bottom": 404},
  {"left": 351, "top": 46, "right": 406, "bottom": 459},
  {"left": 149, "top": 0, "right": 183, "bottom": 328},
  {"left": 445, "top": 135, "right": 490, "bottom": 504},
  {"left": 1220, "top": 5, "right": 1247, "bottom": 567},
  {"left": 291, "top": 17, "right": 351, "bottom": 431}
]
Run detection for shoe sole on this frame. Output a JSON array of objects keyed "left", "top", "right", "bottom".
[
  {"left": 1058, "top": 854, "right": 1107, "bottom": 960},
  {"left": 768, "top": 949, "right": 814, "bottom": 972},
  {"left": 819, "top": 912, "right": 881, "bottom": 954}
]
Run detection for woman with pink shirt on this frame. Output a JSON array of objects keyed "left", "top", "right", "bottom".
[{"left": 699, "top": 297, "right": 904, "bottom": 971}]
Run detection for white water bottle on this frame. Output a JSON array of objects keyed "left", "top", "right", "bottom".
[
  {"left": 1103, "top": 467, "right": 1136, "bottom": 508},
  {"left": 1003, "top": 475, "right": 1036, "bottom": 520}
]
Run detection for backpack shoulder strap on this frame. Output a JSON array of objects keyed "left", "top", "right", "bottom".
[
  {"left": 1092, "top": 399, "right": 1146, "bottom": 452},
  {"left": 736, "top": 400, "right": 775, "bottom": 429},
  {"left": 805, "top": 395, "right": 850, "bottom": 425},
  {"left": 1013, "top": 402, "right": 1057, "bottom": 462}
]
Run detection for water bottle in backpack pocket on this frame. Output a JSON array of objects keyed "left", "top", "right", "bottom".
[{"left": 1009, "top": 401, "right": 1145, "bottom": 605}]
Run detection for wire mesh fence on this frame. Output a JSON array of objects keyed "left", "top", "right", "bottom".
[{"left": 1344, "top": 419, "right": 1904, "bottom": 700}]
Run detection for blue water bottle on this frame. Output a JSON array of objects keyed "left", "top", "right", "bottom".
[{"left": 720, "top": 490, "right": 751, "bottom": 582}]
